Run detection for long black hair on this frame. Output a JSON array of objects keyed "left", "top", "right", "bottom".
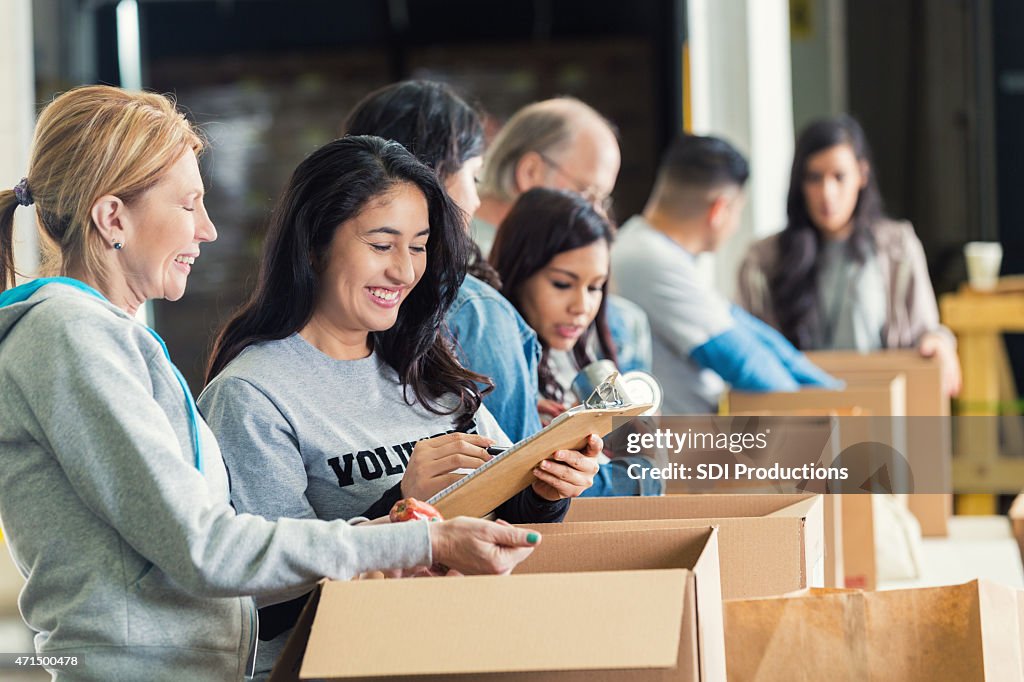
[
  {"left": 343, "top": 80, "right": 501, "bottom": 289},
  {"left": 206, "top": 135, "right": 488, "bottom": 423},
  {"left": 770, "top": 115, "right": 885, "bottom": 348},
  {"left": 490, "top": 187, "right": 618, "bottom": 402}
]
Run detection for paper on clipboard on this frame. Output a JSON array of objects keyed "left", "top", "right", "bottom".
[{"left": 427, "top": 401, "right": 653, "bottom": 519}]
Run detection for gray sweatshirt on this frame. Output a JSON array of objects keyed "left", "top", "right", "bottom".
[
  {"left": 199, "top": 334, "right": 511, "bottom": 524},
  {"left": 0, "top": 282, "right": 432, "bottom": 681},
  {"left": 198, "top": 333, "right": 568, "bottom": 678}
]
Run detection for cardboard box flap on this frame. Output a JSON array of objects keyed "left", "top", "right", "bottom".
[
  {"left": 513, "top": 525, "right": 722, "bottom": 682},
  {"left": 690, "top": 530, "right": 727, "bottom": 682},
  {"left": 299, "top": 571, "right": 688, "bottom": 680},
  {"left": 520, "top": 520, "right": 806, "bottom": 593},
  {"left": 767, "top": 496, "right": 826, "bottom": 584},
  {"left": 565, "top": 494, "right": 815, "bottom": 522},
  {"left": 764, "top": 495, "right": 818, "bottom": 519},
  {"left": 515, "top": 526, "right": 712, "bottom": 574},
  {"left": 270, "top": 580, "right": 324, "bottom": 682}
]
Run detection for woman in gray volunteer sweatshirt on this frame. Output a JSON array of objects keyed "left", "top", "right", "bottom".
[
  {"left": 0, "top": 85, "right": 540, "bottom": 682},
  {"left": 199, "top": 135, "right": 603, "bottom": 678}
]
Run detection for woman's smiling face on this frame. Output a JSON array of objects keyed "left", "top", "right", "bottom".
[{"left": 313, "top": 182, "right": 430, "bottom": 341}]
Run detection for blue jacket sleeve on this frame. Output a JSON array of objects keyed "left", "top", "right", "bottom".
[
  {"left": 448, "top": 291, "right": 543, "bottom": 442},
  {"left": 690, "top": 327, "right": 801, "bottom": 392},
  {"left": 606, "top": 296, "right": 654, "bottom": 373},
  {"left": 730, "top": 305, "right": 841, "bottom": 388}
]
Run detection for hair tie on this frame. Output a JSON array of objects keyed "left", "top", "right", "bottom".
[{"left": 13, "top": 178, "right": 33, "bottom": 207}]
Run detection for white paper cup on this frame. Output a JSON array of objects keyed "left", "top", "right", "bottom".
[{"left": 964, "top": 241, "right": 1003, "bottom": 291}]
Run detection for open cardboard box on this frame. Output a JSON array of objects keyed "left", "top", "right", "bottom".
[
  {"left": 722, "top": 377, "right": 910, "bottom": 592},
  {"left": 539, "top": 494, "right": 823, "bottom": 599},
  {"left": 1012, "top": 493, "right": 1024, "bottom": 563},
  {"left": 806, "top": 350, "right": 952, "bottom": 537},
  {"left": 269, "top": 526, "right": 725, "bottom": 682},
  {"left": 723, "top": 580, "right": 1024, "bottom": 681}
]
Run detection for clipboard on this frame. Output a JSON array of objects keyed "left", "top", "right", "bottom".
[{"left": 427, "top": 401, "right": 653, "bottom": 518}]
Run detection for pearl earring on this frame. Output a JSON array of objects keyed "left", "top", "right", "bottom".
[{"left": 113, "top": 241, "right": 124, "bottom": 250}]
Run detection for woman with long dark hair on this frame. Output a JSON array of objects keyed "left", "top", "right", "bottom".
[
  {"left": 737, "top": 115, "right": 960, "bottom": 395},
  {"left": 199, "top": 136, "right": 598, "bottom": 677},
  {"left": 491, "top": 188, "right": 618, "bottom": 410},
  {"left": 343, "top": 79, "right": 542, "bottom": 443},
  {"left": 491, "top": 188, "right": 658, "bottom": 495}
]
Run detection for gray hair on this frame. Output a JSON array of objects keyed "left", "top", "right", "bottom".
[{"left": 479, "top": 97, "right": 608, "bottom": 202}]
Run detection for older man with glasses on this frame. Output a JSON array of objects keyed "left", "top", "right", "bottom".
[
  {"left": 474, "top": 97, "right": 651, "bottom": 377},
  {"left": 475, "top": 97, "right": 619, "bottom": 252}
]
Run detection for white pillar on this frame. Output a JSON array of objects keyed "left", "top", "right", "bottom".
[
  {"left": 0, "top": 0, "right": 38, "bottom": 282},
  {"left": 687, "top": 0, "right": 794, "bottom": 299},
  {"left": 790, "top": 0, "right": 848, "bottom": 132}
]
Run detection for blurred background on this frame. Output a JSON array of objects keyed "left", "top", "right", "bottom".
[
  {"left": 3, "top": 0, "right": 1013, "bottom": 391},
  {"left": 0, "top": 0, "right": 1021, "bottom": 670}
]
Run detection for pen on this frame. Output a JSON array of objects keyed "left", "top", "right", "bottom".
[{"left": 486, "top": 446, "right": 509, "bottom": 458}]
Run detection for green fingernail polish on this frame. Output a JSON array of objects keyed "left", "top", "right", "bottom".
[{"left": 527, "top": 532, "right": 540, "bottom": 544}]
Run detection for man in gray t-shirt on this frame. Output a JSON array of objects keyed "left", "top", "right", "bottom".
[{"left": 612, "top": 135, "right": 837, "bottom": 414}]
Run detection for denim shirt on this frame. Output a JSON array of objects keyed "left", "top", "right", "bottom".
[
  {"left": 606, "top": 294, "right": 653, "bottom": 373},
  {"left": 448, "top": 276, "right": 658, "bottom": 498},
  {"left": 446, "top": 274, "right": 543, "bottom": 442}
]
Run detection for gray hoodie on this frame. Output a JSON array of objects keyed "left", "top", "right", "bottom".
[{"left": 0, "top": 281, "right": 432, "bottom": 681}]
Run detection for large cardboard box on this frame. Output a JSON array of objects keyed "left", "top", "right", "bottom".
[
  {"left": 548, "top": 494, "right": 823, "bottom": 599},
  {"left": 806, "top": 350, "right": 952, "bottom": 537},
  {"left": 723, "top": 580, "right": 1024, "bottom": 681},
  {"left": 724, "top": 377, "right": 909, "bottom": 591},
  {"left": 270, "top": 526, "right": 725, "bottom": 682},
  {"left": 1012, "top": 493, "right": 1024, "bottom": 563}
]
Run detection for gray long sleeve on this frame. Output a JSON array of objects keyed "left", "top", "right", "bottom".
[{"left": 0, "top": 286, "right": 431, "bottom": 680}]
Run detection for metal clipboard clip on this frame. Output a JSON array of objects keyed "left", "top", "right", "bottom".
[{"left": 582, "top": 371, "right": 629, "bottom": 409}]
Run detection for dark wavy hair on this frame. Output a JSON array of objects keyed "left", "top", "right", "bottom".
[
  {"left": 206, "top": 135, "right": 488, "bottom": 424},
  {"left": 770, "top": 115, "right": 885, "bottom": 348},
  {"left": 343, "top": 80, "right": 500, "bottom": 289},
  {"left": 490, "top": 188, "right": 618, "bottom": 402}
]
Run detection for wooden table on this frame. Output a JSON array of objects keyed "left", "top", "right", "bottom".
[{"left": 940, "top": 282, "right": 1024, "bottom": 498}]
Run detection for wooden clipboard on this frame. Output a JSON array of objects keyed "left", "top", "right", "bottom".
[{"left": 428, "top": 402, "right": 653, "bottom": 518}]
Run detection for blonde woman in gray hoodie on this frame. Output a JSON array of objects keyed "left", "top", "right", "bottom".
[{"left": 0, "top": 85, "right": 539, "bottom": 681}]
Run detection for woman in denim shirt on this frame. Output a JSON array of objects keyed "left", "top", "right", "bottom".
[{"left": 491, "top": 188, "right": 661, "bottom": 496}]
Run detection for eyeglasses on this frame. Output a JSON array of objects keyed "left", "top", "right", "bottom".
[{"left": 537, "top": 152, "right": 614, "bottom": 214}]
